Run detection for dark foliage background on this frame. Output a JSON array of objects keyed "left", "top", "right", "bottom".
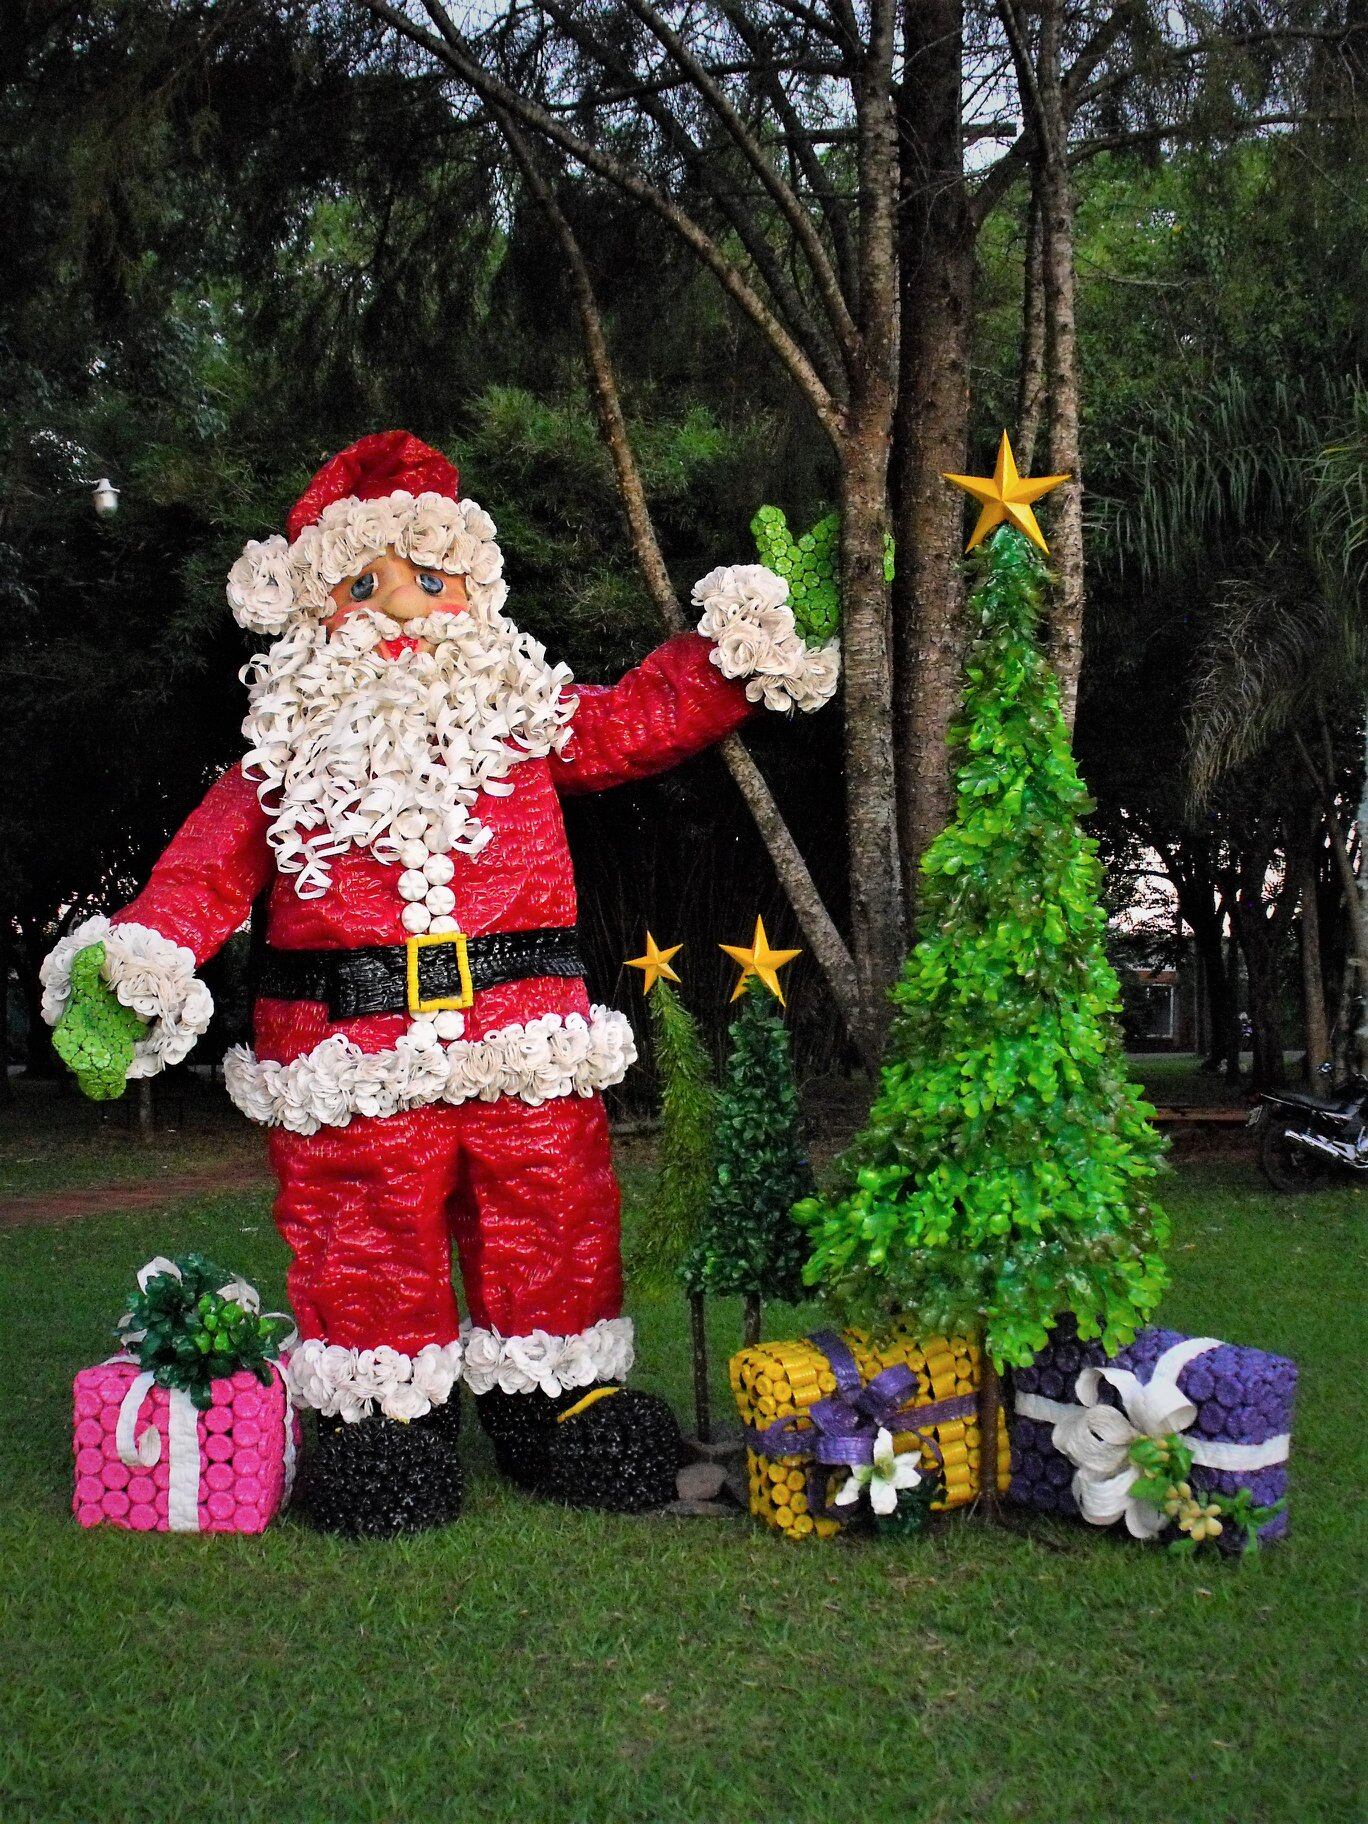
[{"left": 2, "top": 1, "right": 1362, "bottom": 1097}]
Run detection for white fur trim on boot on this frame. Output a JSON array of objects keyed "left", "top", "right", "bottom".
[
  {"left": 693, "top": 563, "right": 840, "bottom": 713},
  {"left": 39, "top": 915, "right": 214, "bottom": 1078},
  {"left": 223, "top": 1005, "right": 637, "bottom": 1134},
  {"left": 285, "top": 1338, "right": 463, "bottom": 1422},
  {"left": 460, "top": 1317, "right": 635, "bottom": 1397}
]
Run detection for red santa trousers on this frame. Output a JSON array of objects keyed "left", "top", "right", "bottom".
[{"left": 267, "top": 1093, "right": 621, "bottom": 1353}]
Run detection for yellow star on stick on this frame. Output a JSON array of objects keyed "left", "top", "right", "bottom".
[
  {"left": 719, "top": 916, "right": 801, "bottom": 1006},
  {"left": 625, "top": 931, "right": 682, "bottom": 995},
  {"left": 943, "top": 431, "right": 1070, "bottom": 554}
]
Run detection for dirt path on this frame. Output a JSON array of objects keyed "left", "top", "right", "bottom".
[{"left": 0, "top": 1165, "right": 274, "bottom": 1229}]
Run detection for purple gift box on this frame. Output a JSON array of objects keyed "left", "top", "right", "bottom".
[{"left": 1009, "top": 1320, "right": 1296, "bottom": 1544}]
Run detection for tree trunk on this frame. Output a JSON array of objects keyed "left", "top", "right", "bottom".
[
  {"left": 839, "top": 0, "right": 905, "bottom": 1054},
  {"left": 501, "top": 119, "right": 865, "bottom": 1048},
  {"left": 977, "top": 1348, "right": 1002, "bottom": 1521},
  {"left": 742, "top": 1293, "right": 762, "bottom": 1348},
  {"left": 0, "top": 909, "right": 13, "bottom": 1106},
  {"left": 891, "top": 0, "right": 972, "bottom": 913},
  {"left": 1231, "top": 896, "right": 1287, "bottom": 1091},
  {"left": 719, "top": 735, "right": 862, "bottom": 1052},
  {"left": 1036, "top": 0, "right": 1086, "bottom": 730},
  {"left": 1222, "top": 906, "right": 1243, "bottom": 1084},
  {"left": 1017, "top": 176, "right": 1046, "bottom": 469},
  {"left": 14, "top": 911, "right": 53, "bottom": 1076},
  {"left": 1197, "top": 922, "right": 1234, "bottom": 1072},
  {"left": 688, "top": 1289, "right": 711, "bottom": 1443},
  {"left": 1295, "top": 839, "right": 1330, "bottom": 1077},
  {"left": 136, "top": 1078, "right": 155, "bottom": 1142},
  {"left": 1356, "top": 709, "right": 1368, "bottom": 1073}
]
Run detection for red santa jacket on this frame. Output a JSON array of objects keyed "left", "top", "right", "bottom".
[{"left": 106, "top": 632, "right": 754, "bottom": 1121}]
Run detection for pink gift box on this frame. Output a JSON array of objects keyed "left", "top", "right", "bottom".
[{"left": 72, "top": 1356, "right": 299, "bottom": 1534}]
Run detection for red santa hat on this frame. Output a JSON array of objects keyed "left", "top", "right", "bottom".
[
  {"left": 285, "top": 431, "right": 460, "bottom": 542},
  {"left": 227, "top": 430, "right": 502, "bottom": 639}
]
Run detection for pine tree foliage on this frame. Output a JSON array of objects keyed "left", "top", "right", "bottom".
[
  {"left": 799, "top": 529, "right": 1169, "bottom": 1366},
  {"left": 628, "top": 982, "right": 716, "bottom": 1291},
  {"left": 683, "top": 993, "right": 813, "bottom": 1301}
]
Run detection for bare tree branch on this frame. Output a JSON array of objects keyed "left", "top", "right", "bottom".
[
  {"left": 498, "top": 114, "right": 861, "bottom": 1028},
  {"left": 356, "top": 0, "right": 847, "bottom": 444},
  {"left": 716, "top": 0, "right": 860, "bottom": 310},
  {"left": 621, "top": 0, "right": 860, "bottom": 364},
  {"left": 533, "top": 0, "right": 849, "bottom": 402}
]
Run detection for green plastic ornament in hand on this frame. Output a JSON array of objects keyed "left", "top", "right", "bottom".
[
  {"left": 52, "top": 943, "right": 146, "bottom": 1101},
  {"left": 751, "top": 504, "right": 895, "bottom": 646}
]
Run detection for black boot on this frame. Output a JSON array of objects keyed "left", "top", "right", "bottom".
[
  {"left": 294, "top": 1396, "right": 464, "bottom": 1539},
  {"left": 476, "top": 1383, "right": 681, "bottom": 1513}
]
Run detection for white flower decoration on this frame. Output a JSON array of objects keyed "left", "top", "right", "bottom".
[
  {"left": 833, "top": 1427, "right": 924, "bottom": 1518},
  {"left": 693, "top": 563, "right": 840, "bottom": 714}
]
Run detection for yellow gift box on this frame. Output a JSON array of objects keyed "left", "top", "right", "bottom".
[{"left": 729, "top": 1326, "right": 1010, "bottom": 1539}]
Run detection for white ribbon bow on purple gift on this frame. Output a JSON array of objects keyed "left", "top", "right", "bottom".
[
  {"left": 1014, "top": 1336, "right": 1291, "bottom": 1538},
  {"left": 110, "top": 1258, "right": 297, "bottom": 1534}
]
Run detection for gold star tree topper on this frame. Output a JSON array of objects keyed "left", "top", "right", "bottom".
[
  {"left": 625, "top": 931, "right": 682, "bottom": 995},
  {"left": 943, "top": 432, "right": 1070, "bottom": 554},
  {"left": 719, "top": 916, "right": 801, "bottom": 1006}
]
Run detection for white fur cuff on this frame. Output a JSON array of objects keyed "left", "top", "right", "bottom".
[
  {"left": 693, "top": 563, "right": 840, "bottom": 714},
  {"left": 285, "top": 1337, "right": 463, "bottom": 1421},
  {"left": 39, "top": 915, "right": 214, "bottom": 1078},
  {"left": 224, "top": 1005, "right": 637, "bottom": 1133},
  {"left": 461, "top": 1317, "right": 635, "bottom": 1396}
]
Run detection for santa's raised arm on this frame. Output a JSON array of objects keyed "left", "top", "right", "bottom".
[{"left": 41, "top": 430, "right": 838, "bottom": 1536}]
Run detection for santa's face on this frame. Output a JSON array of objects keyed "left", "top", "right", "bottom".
[
  {"left": 241, "top": 551, "right": 575, "bottom": 900},
  {"left": 326, "top": 548, "right": 470, "bottom": 655}
]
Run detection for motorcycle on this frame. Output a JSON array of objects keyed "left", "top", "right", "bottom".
[{"left": 1251, "top": 1067, "right": 1368, "bottom": 1191}]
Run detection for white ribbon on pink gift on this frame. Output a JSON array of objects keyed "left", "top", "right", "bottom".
[{"left": 111, "top": 1258, "right": 298, "bottom": 1533}]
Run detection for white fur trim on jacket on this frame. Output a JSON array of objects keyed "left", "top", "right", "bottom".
[
  {"left": 39, "top": 915, "right": 214, "bottom": 1078},
  {"left": 285, "top": 1337, "right": 463, "bottom": 1422},
  {"left": 461, "top": 1317, "right": 635, "bottom": 1397},
  {"left": 693, "top": 563, "right": 841, "bottom": 714},
  {"left": 223, "top": 1005, "right": 637, "bottom": 1134},
  {"left": 227, "top": 492, "right": 503, "bottom": 637}
]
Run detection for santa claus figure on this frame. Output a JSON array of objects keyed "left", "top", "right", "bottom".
[{"left": 41, "top": 431, "right": 838, "bottom": 1536}]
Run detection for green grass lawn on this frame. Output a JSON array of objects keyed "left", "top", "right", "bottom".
[{"left": 0, "top": 1138, "right": 1363, "bottom": 1823}]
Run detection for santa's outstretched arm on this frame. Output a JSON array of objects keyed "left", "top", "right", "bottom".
[
  {"left": 550, "top": 563, "right": 840, "bottom": 795},
  {"left": 40, "top": 764, "right": 272, "bottom": 1081}
]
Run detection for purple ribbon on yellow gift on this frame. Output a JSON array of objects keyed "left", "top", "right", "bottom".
[{"left": 744, "top": 1329, "right": 976, "bottom": 1518}]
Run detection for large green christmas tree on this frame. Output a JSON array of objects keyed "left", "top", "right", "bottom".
[{"left": 798, "top": 528, "right": 1169, "bottom": 1369}]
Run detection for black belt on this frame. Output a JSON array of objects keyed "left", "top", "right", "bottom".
[{"left": 256, "top": 927, "right": 585, "bottom": 1020}]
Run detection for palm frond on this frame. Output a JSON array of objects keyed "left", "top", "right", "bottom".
[
  {"left": 1185, "top": 546, "right": 1367, "bottom": 807},
  {"left": 1096, "top": 371, "right": 1365, "bottom": 586}
]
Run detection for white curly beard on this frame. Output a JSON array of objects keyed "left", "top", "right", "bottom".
[{"left": 239, "top": 584, "right": 576, "bottom": 900}]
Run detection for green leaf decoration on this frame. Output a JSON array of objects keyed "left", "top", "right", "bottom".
[
  {"left": 627, "top": 981, "right": 716, "bottom": 1291},
  {"left": 52, "top": 942, "right": 146, "bottom": 1102},
  {"left": 750, "top": 504, "right": 894, "bottom": 647},
  {"left": 796, "top": 527, "right": 1169, "bottom": 1369},
  {"left": 682, "top": 993, "right": 813, "bottom": 1300},
  {"left": 117, "top": 1254, "right": 293, "bottom": 1408},
  {"left": 872, "top": 1474, "right": 941, "bottom": 1540}
]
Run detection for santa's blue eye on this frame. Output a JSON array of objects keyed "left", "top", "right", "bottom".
[
  {"left": 416, "top": 571, "right": 444, "bottom": 596},
  {"left": 349, "top": 572, "right": 377, "bottom": 601}
]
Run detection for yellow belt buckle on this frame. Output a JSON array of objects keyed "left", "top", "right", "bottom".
[{"left": 406, "top": 929, "right": 474, "bottom": 1017}]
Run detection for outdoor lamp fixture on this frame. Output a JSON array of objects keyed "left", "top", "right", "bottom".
[{"left": 90, "top": 477, "right": 121, "bottom": 517}]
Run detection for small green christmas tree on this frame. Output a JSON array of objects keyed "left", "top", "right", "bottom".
[
  {"left": 685, "top": 922, "right": 814, "bottom": 1346},
  {"left": 798, "top": 529, "right": 1169, "bottom": 1384},
  {"left": 625, "top": 935, "right": 718, "bottom": 1438}
]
